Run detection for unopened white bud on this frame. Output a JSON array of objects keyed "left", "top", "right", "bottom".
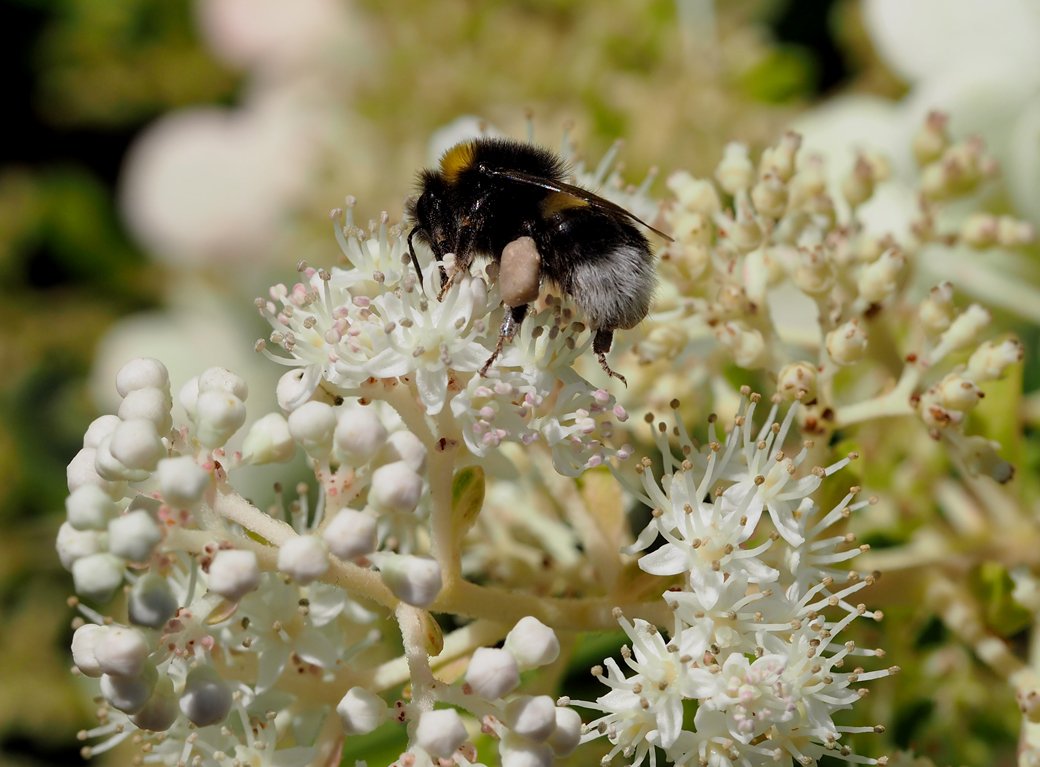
[
  {"left": 912, "top": 111, "right": 949, "bottom": 166},
  {"left": 241, "top": 412, "right": 296, "bottom": 464},
  {"left": 967, "top": 338, "right": 1024, "bottom": 381},
  {"left": 71, "top": 623, "right": 105, "bottom": 677},
  {"left": 715, "top": 142, "right": 754, "bottom": 195},
  {"left": 777, "top": 361, "right": 818, "bottom": 402},
  {"left": 548, "top": 707, "right": 582, "bottom": 756},
  {"left": 198, "top": 367, "right": 248, "bottom": 400},
  {"left": 634, "top": 322, "right": 687, "bottom": 363},
  {"left": 179, "top": 665, "right": 232, "bottom": 727},
  {"left": 116, "top": 358, "right": 169, "bottom": 398},
  {"left": 934, "top": 304, "right": 990, "bottom": 360},
  {"left": 996, "top": 216, "right": 1036, "bottom": 248},
  {"left": 336, "top": 686, "right": 388, "bottom": 735},
  {"left": 960, "top": 213, "right": 999, "bottom": 248},
  {"left": 93, "top": 625, "right": 149, "bottom": 678},
  {"left": 919, "top": 282, "right": 956, "bottom": 335},
  {"left": 334, "top": 408, "right": 389, "bottom": 465},
  {"left": 750, "top": 175, "right": 788, "bottom": 219},
  {"left": 857, "top": 248, "right": 905, "bottom": 304},
  {"left": 954, "top": 434, "right": 1014, "bottom": 484},
  {"left": 101, "top": 664, "right": 157, "bottom": 714},
  {"left": 108, "top": 509, "right": 162, "bottom": 562},
  {"left": 178, "top": 376, "right": 200, "bottom": 419},
  {"left": 72, "top": 552, "right": 125, "bottom": 602},
  {"left": 937, "top": 374, "right": 983, "bottom": 412},
  {"left": 276, "top": 367, "right": 322, "bottom": 412},
  {"left": 919, "top": 388, "right": 962, "bottom": 431},
  {"left": 791, "top": 248, "right": 833, "bottom": 295},
  {"left": 157, "top": 456, "right": 210, "bottom": 508},
  {"left": 288, "top": 401, "right": 337, "bottom": 458},
  {"left": 278, "top": 535, "right": 329, "bottom": 584},
  {"left": 208, "top": 549, "right": 261, "bottom": 600},
  {"left": 118, "top": 387, "right": 173, "bottom": 433},
  {"left": 66, "top": 484, "right": 117, "bottom": 530},
  {"left": 369, "top": 461, "right": 424, "bottom": 513},
  {"left": 507, "top": 695, "right": 557, "bottom": 742},
  {"left": 465, "top": 647, "right": 520, "bottom": 699},
  {"left": 130, "top": 676, "right": 178, "bottom": 732},
  {"left": 667, "top": 171, "right": 721, "bottom": 215},
  {"left": 416, "top": 709, "right": 468, "bottom": 759},
  {"left": 501, "top": 735, "right": 553, "bottom": 767},
  {"left": 109, "top": 419, "right": 164, "bottom": 472},
  {"left": 504, "top": 617, "right": 560, "bottom": 670},
  {"left": 841, "top": 155, "right": 877, "bottom": 208},
  {"left": 379, "top": 554, "right": 442, "bottom": 607},
  {"left": 715, "top": 321, "right": 767, "bottom": 369},
  {"left": 128, "top": 573, "right": 178, "bottom": 629},
  {"left": 94, "top": 434, "right": 146, "bottom": 483},
  {"left": 66, "top": 448, "right": 123, "bottom": 496},
  {"left": 323, "top": 509, "right": 378, "bottom": 560},
  {"left": 759, "top": 131, "right": 801, "bottom": 182},
  {"left": 83, "top": 414, "right": 121, "bottom": 449},
  {"left": 381, "top": 430, "right": 428, "bottom": 473},
  {"left": 194, "top": 389, "right": 247, "bottom": 448},
  {"left": 56, "top": 522, "right": 105, "bottom": 570},
  {"left": 826, "top": 320, "right": 868, "bottom": 366}
]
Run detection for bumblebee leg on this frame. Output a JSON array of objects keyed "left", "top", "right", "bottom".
[
  {"left": 480, "top": 304, "right": 528, "bottom": 376},
  {"left": 593, "top": 329, "right": 627, "bottom": 387}
]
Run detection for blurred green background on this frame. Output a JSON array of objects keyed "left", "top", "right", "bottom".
[{"left": 4, "top": 0, "right": 1037, "bottom": 764}]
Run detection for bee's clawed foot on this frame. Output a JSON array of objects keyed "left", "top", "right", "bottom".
[{"left": 597, "top": 352, "right": 628, "bottom": 388}]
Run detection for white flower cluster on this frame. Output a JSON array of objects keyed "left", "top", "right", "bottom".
[
  {"left": 638, "top": 115, "right": 1030, "bottom": 483},
  {"left": 578, "top": 392, "right": 895, "bottom": 766}
]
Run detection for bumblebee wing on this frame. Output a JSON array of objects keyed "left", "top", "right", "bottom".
[{"left": 479, "top": 166, "right": 673, "bottom": 242}]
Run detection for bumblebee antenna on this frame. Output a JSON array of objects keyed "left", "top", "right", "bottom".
[{"left": 406, "top": 226, "right": 424, "bottom": 288}]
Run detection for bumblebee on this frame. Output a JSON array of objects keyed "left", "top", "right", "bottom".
[{"left": 406, "top": 137, "right": 667, "bottom": 383}]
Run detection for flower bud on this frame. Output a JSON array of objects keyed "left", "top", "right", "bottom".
[
  {"left": 826, "top": 320, "right": 868, "bottom": 366},
  {"left": 937, "top": 374, "right": 983, "bottom": 412},
  {"left": 369, "top": 461, "right": 424, "bottom": 513},
  {"left": 208, "top": 549, "right": 261, "bottom": 600},
  {"left": 278, "top": 535, "right": 329, "bottom": 584},
  {"left": 128, "top": 573, "right": 179, "bottom": 629},
  {"left": 158, "top": 456, "right": 210, "bottom": 508},
  {"left": 241, "top": 412, "right": 296, "bottom": 464},
  {"left": 379, "top": 430, "right": 427, "bottom": 473},
  {"left": 715, "top": 142, "right": 754, "bottom": 195},
  {"left": 109, "top": 419, "right": 164, "bottom": 472},
  {"left": 548, "top": 707, "right": 582, "bottom": 756},
  {"left": 933, "top": 304, "right": 990, "bottom": 360},
  {"left": 750, "top": 174, "right": 788, "bottom": 219},
  {"left": 791, "top": 248, "right": 833, "bottom": 295},
  {"left": 416, "top": 709, "right": 468, "bottom": 759},
  {"left": 967, "top": 338, "right": 1023, "bottom": 381},
  {"left": 101, "top": 664, "right": 157, "bottom": 714},
  {"left": 919, "top": 282, "right": 955, "bottom": 335},
  {"left": 501, "top": 734, "right": 553, "bottom": 767},
  {"left": 334, "top": 408, "right": 389, "bottom": 466},
  {"left": 93, "top": 625, "right": 150, "bottom": 678},
  {"left": 506, "top": 695, "right": 556, "bottom": 741},
  {"left": 94, "top": 434, "right": 147, "bottom": 483},
  {"left": 66, "top": 448, "right": 124, "bottom": 496},
  {"left": 108, "top": 509, "right": 162, "bottom": 562},
  {"left": 71, "top": 623, "right": 105, "bottom": 677},
  {"left": 960, "top": 213, "right": 999, "bottom": 248},
  {"left": 953, "top": 434, "right": 1013, "bottom": 484},
  {"left": 379, "top": 554, "right": 442, "bottom": 607},
  {"left": 194, "top": 389, "right": 247, "bottom": 448},
  {"left": 56, "top": 522, "right": 105, "bottom": 570},
  {"left": 288, "top": 401, "right": 337, "bottom": 459},
  {"left": 178, "top": 376, "right": 200, "bottom": 419},
  {"left": 996, "top": 216, "right": 1036, "bottom": 247},
  {"left": 198, "top": 367, "right": 248, "bottom": 400},
  {"left": 667, "top": 171, "right": 720, "bottom": 215},
  {"left": 336, "top": 686, "right": 388, "bottom": 735},
  {"left": 83, "top": 414, "right": 121, "bottom": 449},
  {"left": 115, "top": 358, "right": 169, "bottom": 397},
  {"left": 857, "top": 248, "right": 904, "bottom": 304},
  {"left": 323, "top": 509, "right": 378, "bottom": 560},
  {"left": 465, "top": 647, "right": 520, "bottom": 699},
  {"left": 179, "top": 665, "right": 232, "bottom": 727},
  {"left": 759, "top": 131, "right": 801, "bottom": 182},
  {"left": 118, "top": 387, "right": 173, "bottom": 434},
  {"left": 130, "top": 676, "right": 179, "bottom": 732},
  {"left": 841, "top": 155, "right": 877, "bottom": 208},
  {"left": 66, "top": 484, "right": 117, "bottom": 531},
  {"left": 72, "top": 552, "right": 126, "bottom": 602},
  {"left": 276, "top": 367, "right": 322, "bottom": 412},
  {"left": 777, "top": 361, "right": 817, "bottom": 402},
  {"left": 912, "top": 111, "right": 949, "bottom": 166},
  {"left": 714, "top": 321, "right": 767, "bottom": 369},
  {"left": 504, "top": 617, "right": 560, "bottom": 670}
]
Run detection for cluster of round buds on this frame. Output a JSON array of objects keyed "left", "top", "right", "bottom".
[
  {"left": 380, "top": 616, "right": 579, "bottom": 767},
  {"left": 912, "top": 112, "right": 999, "bottom": 201}
]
